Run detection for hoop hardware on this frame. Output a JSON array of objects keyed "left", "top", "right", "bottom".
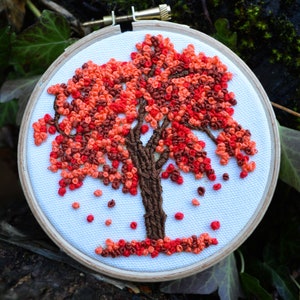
[{"left": 82, "top": 4, "right": 171, "bottom": 27}]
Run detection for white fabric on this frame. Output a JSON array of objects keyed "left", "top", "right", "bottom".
[{"left": 25, "top": 28, "right": 273, "bottom": 273}]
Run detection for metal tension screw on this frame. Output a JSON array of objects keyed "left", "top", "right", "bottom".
[{"left": 82, "top": 4, "right": 171, "bottom": 27}]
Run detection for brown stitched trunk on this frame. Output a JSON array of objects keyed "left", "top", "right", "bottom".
[
  {"left": 126, "top": 131, "right": 167, "bottom": 240},
  {"left": 136, "top": 147, "right": 166, "bottom": 240}
]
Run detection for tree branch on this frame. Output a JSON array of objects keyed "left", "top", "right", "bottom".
[
  {"left": 155, "top": 148, "right": 170, "bottom": 171},
  {"left": 132, "top": 98, "right": 147, "bottom": 140},
  {"left": 146, "top": 117, "right": 170, "bottom": 151},
  {"left": 184, "top": 123, "right": 217, "bottom": 144}
]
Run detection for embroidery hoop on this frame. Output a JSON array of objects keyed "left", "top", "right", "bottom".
[{"left": 18, "top": 21, "right": 280, "bottom": 282}]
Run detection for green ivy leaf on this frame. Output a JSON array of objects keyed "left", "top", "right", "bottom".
[
  {"left": 262, "top": 244, "right": 299, "bottom": 299},
  {"left": 0, "top": 76, "right": 40, "bottom": 103},
  {"left": 279, "top": 125, "right": 300, "bottom": 192},
  {"left": 261, "top": 262, "right": 297, "bottom": 300},
  {"left": 10, "top": 10, "right": 77, "bottom": 75},
  {"left": 160, "top": 253, "right": 244, "bottom": 299},
  {"left": 0, "top": 26, "right": 11, "bottom": 67},
  {"left": 240, "top": 272, "right": 272, "bottom": 300},
  {"left": 212, "top": 18, "right": 237, "bottom": 50},
  {"left": 0, "top": 76, "right": 41, "bottom": 125},
  {"left": 0, "top": 27, "right": 11, "bottom": 82},
  {"left": 0, "top": 99, "right": 18, "bottom": 127}
]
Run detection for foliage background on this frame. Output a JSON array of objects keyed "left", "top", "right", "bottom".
[{"left": 0, "top": 0, "right": 299, "bottom": 299}]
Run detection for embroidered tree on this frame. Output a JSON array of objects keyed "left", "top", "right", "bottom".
[{"left": 33, "top": 34, "right": 257, "bottom": 244}]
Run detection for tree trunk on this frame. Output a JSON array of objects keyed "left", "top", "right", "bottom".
[
  {"left": 126, "top": 136, "right": 167, "bottom": 240},
  {"left": 126, "top": 106, "right": 172, "bottom": 239}
]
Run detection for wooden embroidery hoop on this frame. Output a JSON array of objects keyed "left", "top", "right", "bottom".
[{"left": 18, "top": 21, "right": 280, "bottom": 282}]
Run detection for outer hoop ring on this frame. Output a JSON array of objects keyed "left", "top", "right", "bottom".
[{"left": 18, "top": 21, "right": 280, "bottom": 282}]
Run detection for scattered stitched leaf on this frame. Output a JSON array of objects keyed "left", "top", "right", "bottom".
[
  {"left": 279, "top": 125, "right": 300, "bottom": 192},
  {"left": 10, "top": 10, "right": 77, "bottom": 75},
  {"left": 240, "top": 272, "right": 272, "bottom": 299},
  {"left": 160, "top": 253, "right": 244, "bottom": 299},
  {"left": 0, "top": 99, "right": 18, "bottom": 127}
]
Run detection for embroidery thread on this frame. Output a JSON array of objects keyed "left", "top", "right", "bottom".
[{"left": 32, "top": 34, "right": 257, "bottom": 258}]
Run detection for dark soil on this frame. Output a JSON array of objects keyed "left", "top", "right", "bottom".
[
  {"left": 0, "top": 151, "right": 199, "bottom": 300},
  {"left": 0, "top": 242, "right": 135, "bottom": 300}
]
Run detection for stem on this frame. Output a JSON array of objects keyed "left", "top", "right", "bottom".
[
  {"left": 201, "top": 0, "right": 213, "bottom": 28},
  {"left": 290, "top": 274, "right": 300, "bottom": 290},
  {"left": 271, "top": 102, "right": 300, "bottom": 118},
  {"left": 27, "top": 0, "right": 42, "bottom": 18},
  {"left": 236, "top": 249, "right": 245, "bottom": 273}
]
